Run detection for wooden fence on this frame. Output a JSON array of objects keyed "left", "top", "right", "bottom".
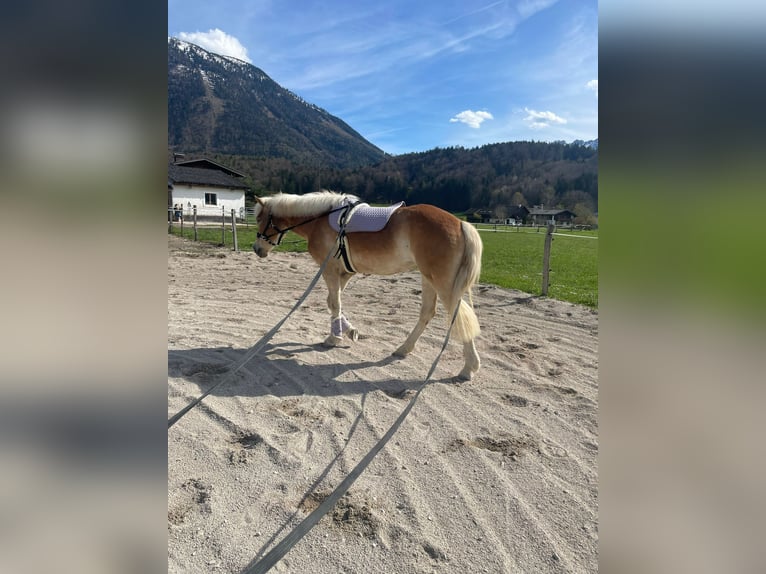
[
  {"left": 168, "top": 206, "right": 240, "bottom": 251},
  {"left": 169, "top": 211, "right": 596, "bottom": 302}
]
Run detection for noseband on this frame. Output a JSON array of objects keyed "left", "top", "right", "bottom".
[
  {"left": 255, "top": 203, "right": 356, "bottom": 249},
  {"left": 256, "top": 213, "right": 286, "bottom": 246}
]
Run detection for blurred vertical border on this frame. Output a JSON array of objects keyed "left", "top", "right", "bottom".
[
  {"left": 0, "top": 1, "right": 167, "bottom": 573},
  {"left": 600, "top": 2, "right": 766, "bottom": 572},
  {"left": 3, "top": 1, "right": 766, "bottom": 572}
]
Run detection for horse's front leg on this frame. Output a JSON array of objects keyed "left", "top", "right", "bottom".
[
  {"left": 338, "top": 272, "right": 358, "bottom": 342},
  {"left": 322, "top": 271, "right": 358, "bottom": 346}
]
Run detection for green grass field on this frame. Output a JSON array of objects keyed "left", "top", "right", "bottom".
[
  {"left": 170, "top": 223, "right": 309, "bottom": 252},
  {"left": 169, "top": 222, "right": 598, "bottom": 307},
  {"left": 475, "top": 227, "right": 597, "bottom": 307}
]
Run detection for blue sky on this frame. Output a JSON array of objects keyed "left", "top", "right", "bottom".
[{"left": 168, "top": 0, "right": 597, "bottom": 155}]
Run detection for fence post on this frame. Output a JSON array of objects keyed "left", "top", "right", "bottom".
[
  {"left": 541, "top": 223, "right": 555, "bottom": 296},
  {"left": 231, "top": 209, "right": 238, "bottom": 252},
  {"left": 221, "top": 206, "right": 225, "bottom": 246},
  {"left": 193, "top": 206, "right": 198, "bottom": 241}
]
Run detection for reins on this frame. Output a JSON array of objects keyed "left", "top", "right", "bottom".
[
  {"left": 257, "top": 203, "right": 352, "bottom": 246},
  {"left": 168, "top": 202, "right": 353, "bottom": 429},
  {"left": 170, "top": 195, "right": 464, "bottom": 574},
  {"left": 243, "top": 303, "right": 461, "bottom": 574}
]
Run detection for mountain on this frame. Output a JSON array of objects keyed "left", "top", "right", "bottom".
[
  {"left": 168, "top": 38, "right": 387, "bottom": 169},
  {"left": 572, "top": 138, "right": 598, "bottom": 149}
]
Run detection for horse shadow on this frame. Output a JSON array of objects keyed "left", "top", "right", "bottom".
[
  {"left": 168, "top": 340, "right": 456, "bottom": 401},
  {"left": 168, "top": 340, "right": 463, "bottom": 570}
]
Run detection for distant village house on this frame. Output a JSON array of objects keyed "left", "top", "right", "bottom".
[
  {"left": 527, "top": 206, "right": 575, "bottom": 226},
  {"left": 467, "top": 204, "right": 577, "bottom": 226}
]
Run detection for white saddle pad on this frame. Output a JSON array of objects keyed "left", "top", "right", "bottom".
[{"left": 329, "top": 200, "right": 405, "bottom": 233}]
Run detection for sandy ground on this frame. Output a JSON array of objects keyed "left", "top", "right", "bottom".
[{"left": 168, "top": 234, "right": 598, "bottom": 573}]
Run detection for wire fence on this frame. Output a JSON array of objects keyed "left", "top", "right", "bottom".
[
  {"left": 472, "top": 222, "right": 597, "bottom": 306},
  {"left": 472, "top": 221, "right": 598, "bottom": 237},
  {"left": 168, "top": 208, "right": 598, "bottom": 305}
]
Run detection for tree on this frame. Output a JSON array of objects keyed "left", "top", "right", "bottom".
[
  {"left": 573, "top": 202, "right": 597, "bottom": 226},
  {"left": 540, "top": 186, "right": 557, "bottom": 208},
  {"left": 562, "top": 189, "right": 595, "bottom": 213},
  {"left": 510, "top": 190, "right": 528, "bottom": 207}
]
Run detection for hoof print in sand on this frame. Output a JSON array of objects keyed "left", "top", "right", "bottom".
[
  {"left": 332, "top": 494, "right": 381, "bottom": 540},
  {"left": 279, "top": 399, "right": 322, "bottom": 422},
  {"left": 539, "top": 437, "right": 568, "bottom": 458},
  {"left": 226, "top": 432, "right": 281, "bottom": 466},
  {"left": 453, "top": 435, "right": 537, "bottom": 459},
  {"left": 502, "top": 394, "right": 529, "bottom": 407},
  {"left": 236, "top": 432, "right": 264, "bottom": 449},
  {"left": 300, "top": 491, "right": 381, "bottom": 540},
  {"left": 423, "top": 542, "right": 448, "bottom": 562},
  {"left": 383, "top": 388, "right": 416, "bottom": 400},
  {"left": 168, "top": 478, "right": 212, "bottom": 526}
]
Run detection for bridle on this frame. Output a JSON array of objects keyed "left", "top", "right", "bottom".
[
  {"left": 256, "top": 212, "right": 288, "bottom": 246},
  {"left": 255, "top": 202, "right": 357, "bottom": 247}
]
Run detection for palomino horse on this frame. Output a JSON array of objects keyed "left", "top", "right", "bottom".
[{"left": 252, "top": 191, "right": 483, "bottom": 380}]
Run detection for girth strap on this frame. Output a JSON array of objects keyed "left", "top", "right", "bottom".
[{"left": 335, "top": 201, "right": 359, "bottom": 274}]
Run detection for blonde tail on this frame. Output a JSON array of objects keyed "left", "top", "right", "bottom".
[{"left": 449, "top": 221, "right": 483, "bottom": 343}]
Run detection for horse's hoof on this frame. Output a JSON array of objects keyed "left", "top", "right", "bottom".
[
  {"left": 457, "top": 368, "right": 474, "bottom": 381},
  {"left": 392, "top": 346, "right": 410, "bottom": 357},
  {"left": 344, "top": 328, "right": 359, "bottom": 342},
  {"left": 323, "top": 335, "right": 343, "bottom": 347}
]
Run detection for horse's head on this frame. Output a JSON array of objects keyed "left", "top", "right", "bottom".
[{"left": 252, "top": 197, "right": 281, "bottom": 258}]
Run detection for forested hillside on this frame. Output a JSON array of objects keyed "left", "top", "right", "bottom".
[{"left": 203, "top": 140, "right": 598, "bottom": 220}]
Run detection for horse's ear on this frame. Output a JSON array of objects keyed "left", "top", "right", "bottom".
[{"left": 255, "top": 196, "right": 264, "bottom": 206}]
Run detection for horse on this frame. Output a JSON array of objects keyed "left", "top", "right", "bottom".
[{"left": 252, "top": 191, "right": 483, "bottom": 380}]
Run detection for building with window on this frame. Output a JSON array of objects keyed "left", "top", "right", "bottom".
[
  {"left": 168, "top": 158, "right": 249, "bottom": 219},
  {"left": 527, "top": 205, "right": 576, "bottom": 226}
]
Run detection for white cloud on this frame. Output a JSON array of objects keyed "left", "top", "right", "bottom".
[
  {"left": 178, "top": 28, "right": 252, "bottom": 63},
  {"left": 517, "top": 0, "right": 561, "bottom": 19},
  {"left": 450, "top": 110, "right": 494, "bottom": 129},
  {"left": 523, "top": 108, "right": 567, "bottom": 129},
  {"left": 586, "top": 79, "right": 598, "bottom": 96}
]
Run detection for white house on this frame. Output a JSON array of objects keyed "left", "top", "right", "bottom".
[{"left": 168, "top": 158, "right": 249, "bottom": 219}]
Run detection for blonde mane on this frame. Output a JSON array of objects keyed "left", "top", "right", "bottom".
[{"left": 262, "top": 190, "right": 356, "bottom": 218}]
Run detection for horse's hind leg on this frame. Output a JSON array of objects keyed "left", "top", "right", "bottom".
[
  {"left": 458, "top": 338, "right": 481, "bottom": 381},
  {"left": 393, "top": 278, "right": 437, "bottom": 357}
]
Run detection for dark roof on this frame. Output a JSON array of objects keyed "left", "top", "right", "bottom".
[
  {"left": 168, "top": 164, "right": 249, "bottom": 190},
  {"left": 173, "top": 158, "right": 246, "bottom": 178},
  {"left": 528, "top": 207, "right": 575, "bottom": 216},
  {"left": 508, "top": 205, "right": 529, "bottom": 217},
  {"left": 475, "top": 206, "right": 529, "bottom": 217}
]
